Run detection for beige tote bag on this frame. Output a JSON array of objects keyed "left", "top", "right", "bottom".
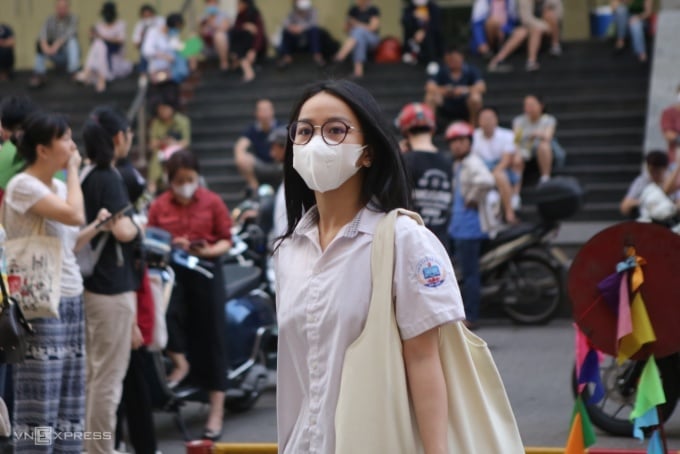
[
  {"left": 1, "top": 203, "right": 62, "bottom": 320},
  {"left": 335, "top": 209, "right": 524, "bottom": 454}
]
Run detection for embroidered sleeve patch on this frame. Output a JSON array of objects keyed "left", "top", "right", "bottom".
[{"left": 416, "top": 257, "right": 446, "bottom": 288}]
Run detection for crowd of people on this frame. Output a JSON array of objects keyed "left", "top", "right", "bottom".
[{"left": 0, "top": 0, "right": 671, "bottom": 451}]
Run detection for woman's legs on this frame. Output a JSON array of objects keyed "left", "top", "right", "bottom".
[
  {"left": 13, "top": 296, "right": 85, "bottom": 453},
  {"left": 84, "top": 291, "right": 136, "bottom": 454},
  {"left": 536, "top": 139, "right": 554, "bottom": 181},
  {"left": 349, "top": 28, "right": 379, "bottom": 77},
  {"left": 484, "top": 17, "right": 504, "bottom": 53},
  {"left": 489, "top": 26, "right": 528, "bottom": 67},
  {"left": 614, "top": 5, "right": 630, "bottom": 49},
  {"left": 543, "top": 8, "right": 562, "bottom": 53},
  {"left": 526, "top": 26, "right": 544, "bottom": 68},
  {"left": 213, "top": 30, "right": 230, "bottom": 70},
  {"left": 629, "top": 16, "right": 647, "bottom": 61}
]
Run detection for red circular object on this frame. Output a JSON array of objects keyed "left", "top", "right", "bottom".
[
  {"left": 569, "top": 221, "right": 680, "bottom": 359},
  {"left": 374, "top": 37, "right": 402, "bottom": 63}
]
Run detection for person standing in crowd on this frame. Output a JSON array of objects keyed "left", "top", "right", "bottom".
[
  {"left": 199, "top": 0, "right": 232, "bottom": 72},
  {"left": 2, "top": 112, "right": 111, "bottom": 453},
  {"left": 80, "top": 106, "right": 141, "bottom": 454},
  {"left": 147, "top": 151, "right": 233, "bottom": 441},
  {"left": 234, "top": 98, "right": 281, "bottom": 192},
  {"left": 0, "top": 23, "right": 15, "bottom": 81},
  {"left": 473, "top": 106, "right": 521, "bottom": 223},
  {"left": 29, "top": 0, "right": 80, "bottom": 88},
  {"left": 148, "top": 96, "right": 192, "bottom": 194},
  {"left": 401, "top": 0, "right": 444, "bottom": 65},
  {"left": 470, "top": 0, "right": 519, "bottom": 58},
  {"left": 612, "top": 0, "right": 652, "bottom": 63},
  {"left": 396, "top": 102, "right": 453, "bottom": 249},
  {"left": 277, "top": 0, "right": 325, "bottom": 69},
  {"left": 229, "top": 0, "right": 267, "bottom": 83},
  {"left": 275, "top": 79, "right": 464, "bottom": 453},
  {"left": 333, "top": 0, "right": 381, "bottom": 78},
  {"left": 512, "top": 94, "right": 560, "bottom": 183},
  {"left": 75, "top": 1, "right": 133, "bottom": 93},
  {"left": 131, "top": 4, "right": 165, "bottom": 72},
  {"left": 661, "top": 84, "right": 680, "bottom": 163},
  {"left": 0, "top": 97, "right": 41, "bottom": 204},
  {"left": 447, "top": 121, "right": 497, "bottom": 330},
  {"left": 424, "top": 45, "right": 486, "bottom": 127}
]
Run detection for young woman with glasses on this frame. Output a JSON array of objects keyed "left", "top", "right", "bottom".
[{"left": 274, "top": 80, "right": 465, "bottom": 454}]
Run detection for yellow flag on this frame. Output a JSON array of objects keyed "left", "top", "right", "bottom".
[{"left": 617, "top": 293, "right": 656, "bottom": 364}]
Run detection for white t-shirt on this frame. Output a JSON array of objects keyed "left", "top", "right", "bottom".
[
  {"left": 3, "top": 173, "right": 83, "bottom": 297},
  {"left": 274, "top": 205, "right": 465, "bottom": 454},
  {"left": 132, "top": 16, "right": 165, "bottom": 47},
  {"left": 472, "top": 127, "right": 516, "bottom": 165}
]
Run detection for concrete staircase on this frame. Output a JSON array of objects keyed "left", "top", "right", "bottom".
[{"left": 187, "top": 40, "right": 649, "bottom": 235}]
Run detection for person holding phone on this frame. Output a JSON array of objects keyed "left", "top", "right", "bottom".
[
  {"left": 147, "top": 150, "right": 233, "bottom": 440},
  {"left": 80, "top": 106, "right": 140, "bottom": 454}
]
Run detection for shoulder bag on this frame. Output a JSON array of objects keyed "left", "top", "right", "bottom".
[
  {"left": 335, "top": 208, "right": 524, "bottom": 454},
  {"left": 1, "top": 203, "right": 63, "bottom": 320}
]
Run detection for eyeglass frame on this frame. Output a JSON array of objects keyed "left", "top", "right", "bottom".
[{"left": 288, "top": 119, "right": 362, "bottom": 146}]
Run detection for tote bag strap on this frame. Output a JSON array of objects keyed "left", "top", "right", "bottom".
[{"left": 366, "top": 208, "right": 424, "bottom": 327}]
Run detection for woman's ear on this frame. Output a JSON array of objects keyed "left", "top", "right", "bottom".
[
  {"left": 35, "top": 143, "right": 49, "bottom": 162},
  {"left": 360, "top": 146, "right": 374, "bottom": 168},
  {"left": 113, "top": 130, "right": 126, "bottom": 147}
]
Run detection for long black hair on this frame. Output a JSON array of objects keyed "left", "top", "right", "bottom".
[
  {"left": 280, "top": 79, "right": 411, "bottom": 242},
  {"left": 101, "top": 1, "right": 117, "bottom": 24},
  {"left": 82, "top": 105, "right": 129, "bottom": 168},
  {"left": 0, "top": 96, "right": 39, "bottom": 146},
  {"left": 18, "top": 112, "right": 70, "bottom": 166}
]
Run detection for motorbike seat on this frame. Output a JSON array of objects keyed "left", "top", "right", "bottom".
[
  {"left": 223, "top": 264, "right": 262, "bottom": 300},
  {"left": 485, "top": 223, "right": 537, "bottom": 250}
]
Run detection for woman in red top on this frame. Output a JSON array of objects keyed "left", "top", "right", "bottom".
[
  {"left": 147, "top": 150, "right": 232, "bottom": 440},
  {"left": 228, "top": 0, "right": 267, "bottom": 82}
]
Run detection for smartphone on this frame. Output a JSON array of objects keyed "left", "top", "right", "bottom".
[
  {"left": 95, "top": 203, "right": 133, "bottom": 229},
  {"left": 189, "top": 239, "right": 207, "bottom": 250}
]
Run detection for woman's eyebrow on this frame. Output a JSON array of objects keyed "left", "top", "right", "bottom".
[{"left": 297, "top": 116, "right": 353, "bottom": 124}]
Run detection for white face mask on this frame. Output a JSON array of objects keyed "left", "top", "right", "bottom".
[
  {"left": 293, "top": 136, "right": 366, "bottom": 193},
  {"left": 172, "top": 181, "right": 199, "bottom": 199},
  {"left": 413, "top": 0, "right": 428, "bottom": 6},
  {"left": 297, "top": 0, "right": 312, "bottom": 10}
]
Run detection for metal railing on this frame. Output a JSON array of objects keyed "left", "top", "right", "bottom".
[{"left": 125, "top": 0, "right": 196, "bottom": 168}]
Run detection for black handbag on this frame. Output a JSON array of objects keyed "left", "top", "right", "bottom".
[{"left": 0, "top": 274, "right": 34, "bottom": 364}]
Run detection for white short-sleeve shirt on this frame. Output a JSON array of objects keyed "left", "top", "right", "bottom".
[
  {"left": 472, "top": 126, "right": 516, "bottom": 165},
  {"left": 274, "top": 204, "right": 465, "bottom": 454},
  {"left": 3, "top": 173, "right": 83, "bottom": 297}
]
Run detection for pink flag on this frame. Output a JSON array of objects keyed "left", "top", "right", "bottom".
[{"left": 574, "top": 323, "right": 589, "bottom": 393}]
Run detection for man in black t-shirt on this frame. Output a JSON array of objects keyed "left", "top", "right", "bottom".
[
  {"left": 333, "top": 0, "right": 381, "bottom": 78},
  {"left": 234, "top": 98, "right": 282, "bottom": 192},
  {"left": 0, "top": 24, "right": 14, "bottom": 80},
  {"left": 397, "top": 102, "right": 453, "bottom": 250},
  {"left": 424, "top": 45, "right": 486, "bottom": 128}
]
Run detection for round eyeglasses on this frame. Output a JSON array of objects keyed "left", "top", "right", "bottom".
[{"left": 288, "top": 120, "right": 361, "bottom": 146}]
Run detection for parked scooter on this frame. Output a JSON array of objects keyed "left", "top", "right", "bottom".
[
  {"left": 142, "top": 211, "right": 277, "bottom": 438},
  {"left": 464, "top": 176, "right": 583, "bottom": 325}
]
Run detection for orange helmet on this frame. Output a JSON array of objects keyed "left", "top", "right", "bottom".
[
  {"left": 396, "top": 103, "right": 436, "bottom": 135},
  {"left": 445, "top": 121, "right": 474, "bottom": 141}
]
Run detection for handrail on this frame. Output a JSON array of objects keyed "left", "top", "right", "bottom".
[{"left": 125, "top": 0, "right": 196, "bottom": 167}]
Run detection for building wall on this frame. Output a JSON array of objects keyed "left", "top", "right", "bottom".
[{"left": 3, "top": 0, "right": 590, "bottom": 70}]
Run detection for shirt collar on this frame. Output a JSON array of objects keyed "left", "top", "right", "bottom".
[{"left": 293, "top": 200, "right": 385, "bottom": 241}]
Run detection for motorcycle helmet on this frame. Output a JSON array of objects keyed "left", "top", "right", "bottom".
[
  {"left": 396, "top": 103, "right": 435, "bottom": 136},
  {"left": 374, "top": 37, "right": 402, "bottom": 63},
  {"left": 445, "top": 121, "right": 474, "bottom": 142}
]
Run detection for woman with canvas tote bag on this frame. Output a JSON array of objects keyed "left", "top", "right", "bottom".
[
  {"left": 1, "top": 112, "right": 111, "bottom": 453},
  {"left": 274, "top": 80, "right": 468, "bottom": 453}
]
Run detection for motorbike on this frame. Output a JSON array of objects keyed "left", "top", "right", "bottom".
[
  {"left": 141, "top": 200, "right": 277, "bottom": 439},
  {"left": 463, "top": 176, "right": 583, "bottom": 325},
  {"left": 572, "top": 354, "right": 680, "bottom": 436}
]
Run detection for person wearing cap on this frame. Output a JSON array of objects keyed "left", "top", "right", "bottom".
[
  {"left": 200, "top": 0, "right": 231, "bottom": 71},
  {"left": 234, "top": 98, "right": 282, "bottom": 192},
  {"left": 397, "top": 102, "right": 453, "bottom": 249},
  {"left": 447, "top": 121, "right": 498, "bottom": 328}
]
